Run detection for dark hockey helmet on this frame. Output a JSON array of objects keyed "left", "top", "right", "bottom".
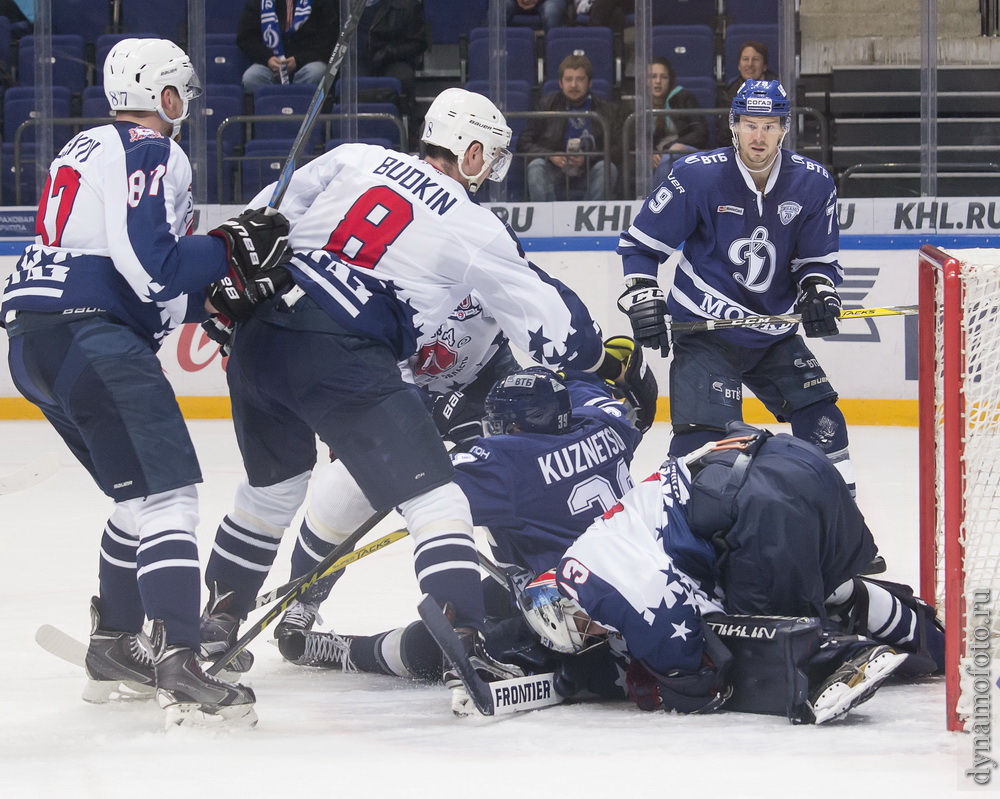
[
  {"left": 729, "top": 79, "right": 790, "bottom": 129},
  {"left": 483, "top": 368, "right": 572, "bottom": 436}
]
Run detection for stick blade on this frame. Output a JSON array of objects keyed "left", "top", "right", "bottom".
[
  {"left": 0, "top": 453, "right": 59, "bottom": 495},
  {"left": 36, "top": 624, "right": 87, "bottom": 668}
]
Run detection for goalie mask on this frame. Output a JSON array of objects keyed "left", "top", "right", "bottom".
[
  {"left": 104, "top": 38, "right": 203, "bottom": 139},
  {"left": 422, "top": 88, "right": 512, "bottom": 194},
  {"left": 519, "top": 570, "right": 602, "bottom": 654},
  {"left": 483, "top": 369, "right": 572, "bottom": 437}
]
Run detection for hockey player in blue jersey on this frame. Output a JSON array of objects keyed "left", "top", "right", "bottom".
[
  {"left": 0, "top": 38, "right": 291, "bottom": 728},
  {"left": 617, "top": 79, "right": 856, "bottom": 495},
  {"left": 197, "top": 88, "right": 631, "bottom": 713},
  {"left": 518, "top": 423, "right": 944, "bottom": 723}
]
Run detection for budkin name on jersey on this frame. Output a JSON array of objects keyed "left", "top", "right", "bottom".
[
  {"left": 537, "top": 427, "right": 627, "bottom": 485},
  {"left": 373, "top": 156, "right": 457, "bottom": 216}
]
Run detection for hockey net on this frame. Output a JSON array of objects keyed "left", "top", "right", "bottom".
[{"left": 918, "top": 245, "right": 1000, "bottom": 731}]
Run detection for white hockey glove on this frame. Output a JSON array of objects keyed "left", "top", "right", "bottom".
[
  {"left": 617, "top": 277, "right": 670, "bottom": 355},
  {"left": 796, "top": 276, "right": 842, "bottom": 338}
]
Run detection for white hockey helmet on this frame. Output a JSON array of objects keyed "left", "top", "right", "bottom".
[
  {"left": 104, "top": 38, "right": 203, "bottom": 138},
  {"left": 421, "top": 87, "right": 512, "bottom": 193},
  {"left": 518, "top": 570, "right": 602, "bottom": 654}
]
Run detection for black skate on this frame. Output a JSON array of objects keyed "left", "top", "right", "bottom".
[
  {"left": 200, "top": 581, "right": 254, "bottom": 675},
  {"left": 444, "top": 628, "right": 524, "bottom": 717},
  {"left": 148, "top": 619, "right": 257, "bottom": 729},
  {"left": 808, "top": 644, "right": 907, "bottom": 724},
  {"left": 82, "top": 596, "right": 156, "bottom": 703},
  {"left": 278, "top": 629, "right": 357, "bottom": 671},
  {"left": 273, "top": 599, "right": 322, "bottom": 640}
]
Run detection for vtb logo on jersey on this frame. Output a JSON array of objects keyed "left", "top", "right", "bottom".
[
  {"left": 728, "top": 226, "right": 776, "bottom": 293},
  {"left": 778, "top": 201, "right": 802, "bottom": 225}
]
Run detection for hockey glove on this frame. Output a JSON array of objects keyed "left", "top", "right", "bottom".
[
  {"left": 206, "top": 265, "right": 291, "bottom": 323},
  {"left": 796, "top": 275, "right": 842, "bottom": 338},
  {"left": 617, "top": 278, "right": 670, "bottom": 356},
  {"left": 625, "top": 657, "right": 731, "bottom": 714},
  {"left": 603, "top": 335, "right": 659, "bottom": 433},
  {"left": 430, "top": 391, "right": 484, "bottom": 449},
  {"left": 201, "top": 314, "right": 234, "bottom": 357}
]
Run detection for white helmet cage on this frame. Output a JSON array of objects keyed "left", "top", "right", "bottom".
[
  {"left": 104, "top": 38, "right": 203, "bottom": 137},
  {"left": 518, "top": 570, "right": 602, "bottom": 654},
  {"left": 421, "top": 88, "right": 512, "bottom": 193}
]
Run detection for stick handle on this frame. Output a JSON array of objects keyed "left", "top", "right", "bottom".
[{"left": 670, "top": 304, "right": 919, "bottom": 333}]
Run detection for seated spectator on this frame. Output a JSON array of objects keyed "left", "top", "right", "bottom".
[
  {"left": 518, "top": 54, "right": 620, "bottom": 202},
  {"left": 647, "top": 56, "right": 708, "bottom": 185},
  {"left": 717, "top": 40, "right": 778, "bottom": 145},
  {"left": 237, "top": 0, "right": 339, "bottom": 94},
  {"left": 507, "top": 0, "right": 567, "bottom": 31},
  {"left": 583, "top": 0, "right": 632, "bottom": 33},
  {"left": 356, "top": 0, "right": 429, "bottom": 148}
]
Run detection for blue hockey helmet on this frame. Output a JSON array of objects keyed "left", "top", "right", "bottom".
[
  {"left": 518, "top": 570, "right": 599, "bottom": 654},
  {"left": 729, "top": 79, "right": 790, "bottom": 128},
  {"left": 483, "top": 369, "right": 572, "bottom": 436}
]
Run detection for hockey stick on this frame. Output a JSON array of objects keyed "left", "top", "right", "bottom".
[
  {"left": 0, "top": 453, "right": 59, "bottom": 495},
  {"left": 252, "top": 528, "right": 409, "bottom": 610},
  {"left": 206, "top": 525, "right": 408, "bottom": 676},
  {"left": 417, "top": 594, "right": 563, "bottom": 717},
  {"left": 670, "top": 304, "right": 918, "bottom": 333},
  {"left": 266, "top": 0, "right": 369, "bottom": 213},
  {"left": 35, "top": 624, "right": 87, "bottom": 668}
]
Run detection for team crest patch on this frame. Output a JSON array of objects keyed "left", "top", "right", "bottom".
[
  {"left": 717, "top": 205, "right": 744, "bottom": 215},
  {"left": 778, "top": 201, "right": 802, "bottom": 225},
  {"left": 128, "top": 127, "right": 164, "bottom": 141}
]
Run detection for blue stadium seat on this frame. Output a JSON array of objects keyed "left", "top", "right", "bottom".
[
  {"left": 52, "top": 0, "right": 110, "bottom": 46},
  {"left": 726, "top": 0, "right": 779, "bottom": 25},
  {"left": 2, "top": 142, "right": 38, "bottom": 204},
  {"left": 121, "top": 1, "right": 187, "bottom": 42},
  {"left": 205, "top": 43, "right": 250, "bottom": 87},
  {"left": 94, "top": 33, "right": 160, "bottom": 84},
  {"left": 425, "top": 0, "right": 488, "bottom": 44},
  {"left": 251, "top": 87, "right": 322, "bottom": 145},
  {"left": 179, "top": 139, "right": 228, "bottom": 203},
  {"left": 545, "top": 26, "right": 614, "bottom": 86},
  {"left": 724, "top": 24, "right": 779, "bottom": 82},
  {"left": 652, "top": 25, "right": 714, "bottom": 82},
  {"left": 468, "top": 27, "right": 537, "bottom": 86},
  {"left": 80, "top": 85, "right": 112, "bottom": 120},
  {"left": 652, "top": 0, "right": 715, "bottom": 26},
  {"left": 330, "top": 103, "right": 406, "bottom": 150},
  {"left": 240, "top": 138, "right": 296, "bottom": 203},
  {"left": 201, "top": 84, "right": 246, "bottom": 156},
  {"left": 3, "top": 87, "right": 73, "bottom": 144},
  {"left": 17, "top": 35, "right": 87, "bottom": 94},
  {"left": 207, "top": 0, "right": 248, "bottom": 35},
  {"left": 0, "top": 17, "right": 10, "bottom": 71}
]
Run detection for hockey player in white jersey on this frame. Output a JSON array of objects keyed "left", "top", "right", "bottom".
[
  {"left": 617, "top": 80, "right": 857, "bottom": 495},
  {"left": 198, "top": 88, "right": 626, "bottom": 712},
  {"left": 0, "top": 39, "right": 291, "bottom": 728}
]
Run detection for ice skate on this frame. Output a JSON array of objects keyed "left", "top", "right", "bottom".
[
  {"left": 149, "top": 619, "right": 257, "bottom": 730},
  {"left": 82, "top": 596, "right": 156, "bottom": 703},
  {"left": 444, "top": 628, "right": 523, "bottom": 717},
  {"left": 277, "top": 628, "right": 357, "bottom": 671},
  {"left": 273, "top": 599, "right": 322, "bottom": 640},
  {"left": 808, "top": 644, "right": 907, "bottom": 724},
  {"left": 199, "top": 581, "right": 254, "bottom": 675}
]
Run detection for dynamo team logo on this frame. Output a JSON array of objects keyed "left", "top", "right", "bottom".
[{"left": 778, "top": 201, "right": 802, "bottom": 225}]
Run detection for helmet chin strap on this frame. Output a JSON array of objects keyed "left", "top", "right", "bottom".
[{"left": 458, "top": 143, "right": 492, "bottom": 194}]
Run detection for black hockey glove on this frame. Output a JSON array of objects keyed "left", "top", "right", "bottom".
[
  {"left": 796, "top": 275, "right": 842, "bottom": 338},
  {"left": 201, "top": 314, "right": 234, "bottom": 357},
  {"left": 625, "top": 658, "right": 730, "bottom": 714},
  {"left": 430, "top": 390, "right": 484, "bottom": 449},
  {"left": 206, "top": 207, "right": 292, "bottom": 322},
  {"left": 617, "top": 278, "right": 670, "bottom": 356},
  {"left": 602, "top": 335, "right": 658, "bottom": 433}
]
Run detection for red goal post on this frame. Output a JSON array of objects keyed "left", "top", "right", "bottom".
[{"left": 918, "top": 244, "right": 1000, "bottom": 732}]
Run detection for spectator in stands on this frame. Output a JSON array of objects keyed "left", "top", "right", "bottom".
[
  {"left": 582, "top": 0, "right": 633, "bottom": 33},
  {"left": 717, "top": 41, "right": 778, "bottom": 145},
  {"left": 519, "top": 54, "right": 621, "bottom": 201},
  {"left": 237, "top": 0, "right": 340, "bottom": 94},
  {"left": 648, "top": 56, "right": 708, "bottom": 185},
  {"left": 0, "top": 0, "right": 31, "bottom": 39},
  {"left": 356, "top": 0, "right": 430, "bottom": 148},
  {"left": 506, "top": 0, "right": 567, "bottom": 31}
]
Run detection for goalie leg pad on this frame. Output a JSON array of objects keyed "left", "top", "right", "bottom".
[{"left": 705, "top": 613, "right": 823, "bottom": 723}]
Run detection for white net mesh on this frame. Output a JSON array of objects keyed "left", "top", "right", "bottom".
[{"left": 925, "top": 248, "right": 1000, "bottom": 726}]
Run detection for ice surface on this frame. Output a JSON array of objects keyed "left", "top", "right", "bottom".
[{"left": 0, "top": 420, "right": 976, "bottom": 797}]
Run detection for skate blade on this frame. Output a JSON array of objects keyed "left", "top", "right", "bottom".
[
  {"left": 82, "top": 679, "right": 156, "bottom": 704},
  {"left": 162, "top": 702, "right": 258, "bottom": 730},
  {"left": 810, "top": 650, "right": 907, "bottom": 724}
]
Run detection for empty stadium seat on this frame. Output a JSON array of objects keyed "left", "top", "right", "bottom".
[
  {"left": 651, "top": 25, "right": 714, "bottom": 82},
  {"left": 467, "top": 27, "right": 538, "bottom": 86},
  {"left": 17, "top": 35, "right": 87, "bottom": 94}
]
